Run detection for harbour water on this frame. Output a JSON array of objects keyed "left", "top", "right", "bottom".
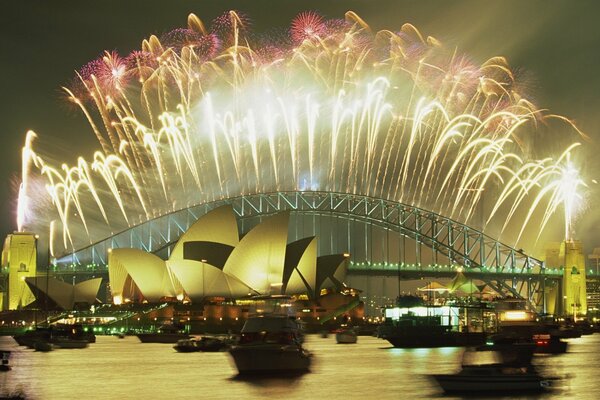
[{"left": 1, "top": 334, "right": 599, "bottom": 399}]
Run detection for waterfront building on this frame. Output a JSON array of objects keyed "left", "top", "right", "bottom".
[{"left": 108, "top": 205, "right": 351, "bottom": 304}]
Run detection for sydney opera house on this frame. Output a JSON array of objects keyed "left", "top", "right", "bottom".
[
  {"left": 107, "top": 205, "right": 350, "bottom": 304},
  {"left": 13, "top": 205, "right": 362, "bottom": 327}
]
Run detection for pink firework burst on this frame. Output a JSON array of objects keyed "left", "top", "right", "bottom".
[
  {"left": 193, "top": 33, "right": 221, "bottom": 60},
  {"left": 290, "top": 11, "right": 326, "bottom": 44},
  {"left": 98, "top": 51, "right": 130, "bottom": 94},
  {"left": 125, "top": 50, "right": 158, "bottom": 82},
  {"left": 211, "top": 10, "right": 251, "bottom": 44},
  {"left": 78, "top": 51, "right": 131, "bottom": 97},
  {"left": 160, "top": 28, "right": 203, "bottom": 52}
]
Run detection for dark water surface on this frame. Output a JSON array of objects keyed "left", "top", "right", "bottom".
[{"left": 1, "top": 334, "right": 598, "bottom": 399}]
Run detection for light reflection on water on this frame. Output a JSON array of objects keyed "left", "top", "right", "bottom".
[{"left": 1, "top": 334, "right": 599, "bottom": 399}]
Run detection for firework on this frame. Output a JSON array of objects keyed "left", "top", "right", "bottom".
[
  {"left": 17, "top": 11, "right": 587, "bottom": 255},
  {"left": 290, "top": 11, "right": 327, "bottom": 44}
]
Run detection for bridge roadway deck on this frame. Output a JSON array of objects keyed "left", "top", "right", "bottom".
[{"left": 1, "top": 264, "right": 566, "bottom": 282}]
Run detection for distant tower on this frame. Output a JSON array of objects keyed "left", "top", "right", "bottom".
[
  {"left": 1, "top": 232, "right": 37, "bottom": 310},
  {"left": 560, "top": 240, "right": 587, "bottom": 318}
]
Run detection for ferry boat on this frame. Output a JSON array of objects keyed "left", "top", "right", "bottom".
[
  {"left": 229, "top": 296, "right": 312, "bottom": 375},
  {"left": 377, "top": 298, "right": 491, "bottom": 348},
  {"left": 137, "top": 324, "right": 190, "bottom": 344}
]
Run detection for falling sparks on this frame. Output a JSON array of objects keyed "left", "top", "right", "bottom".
[{"left": 16, "top": 11, "right": 587, "bottom": 255}]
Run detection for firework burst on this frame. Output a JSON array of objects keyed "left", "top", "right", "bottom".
[{"left": 17, "top": 11, "right": 587, "bottom": 256}]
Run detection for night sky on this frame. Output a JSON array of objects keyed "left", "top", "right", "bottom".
[{"left": 1, "top": 0, "right": 599, "bottom": 251}]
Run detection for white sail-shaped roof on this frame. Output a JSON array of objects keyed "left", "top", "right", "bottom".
[
  {"left": 170, "top": 205, "right": 239, "bottom": 262},
  {"left": 285, "top": 238, "right": 317, "bottom": 295},
  {"left": 167, "top": 259, "right": 251, "bottom": 300},
  {"left": 25, "top": 277, "right": 73, "bottom": 310},
  {"left": 74, "top": 278, "right": 103, "bottom": 305},
  {"left": 109, "top": 249, "right": 175, "bottom": 302},
  {"left": 205, "top": 270, "right": 254, "bottom": 298},
  {"left": 25, "top": 277, "right": 102, "bottom": 310},
  {"left": 108, "top": 250, "right": 129, "bottom": 303},
  {"left": 223, "top": 212, "right": 290, "bottom": 294},
  {"left": 316, "top": 255, "right": 350, "bottom": 295}
]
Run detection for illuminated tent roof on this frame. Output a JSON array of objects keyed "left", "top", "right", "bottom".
[
  {"left": 454, "top": 282, "right": 480, "bottom": 294},
  {"left": 25, "top": 277, "right": 102, "bottom": 310},
  {"left": 417, "top": 282, "right": 449, "bottom": 292},
  {"left": 448, "top": 272, "right": 469, "bottom": 293}
]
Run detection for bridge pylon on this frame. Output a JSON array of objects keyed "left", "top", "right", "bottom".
[
  {"left": 560, "top": 240, "right": 587, "bottom": 318},
  {"left": 1, "top": 232, "right": 38, "bottom": 310}
]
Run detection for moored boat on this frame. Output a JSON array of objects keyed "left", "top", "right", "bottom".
[
  {"left": 14, "top": 324, "right": 95, "bottom": 348},
  {"left": 137, "top": 325, "right": 190, "bottom": 343}
]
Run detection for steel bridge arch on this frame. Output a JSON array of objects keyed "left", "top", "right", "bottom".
[{"left": 55, "top": 191, "right": 554, "bottom": 308}]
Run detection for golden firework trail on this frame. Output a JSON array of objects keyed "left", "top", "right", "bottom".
[{"left": 17, "top": 11, "right": 587, "bottom": 254}]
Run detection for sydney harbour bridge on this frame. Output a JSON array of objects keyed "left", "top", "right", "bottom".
[
  {"left": 36, "top": 191, "right": 562, "bottom": 314},
  {"left": 2, "top": 12, "right": 588, "bottom": 316}
]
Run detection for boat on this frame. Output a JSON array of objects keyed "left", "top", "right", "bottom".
[
  {"left": 335, "top": 325, "right": 358, "bottom": 344},
  {"left": 229, "top": 296, "right": 312, "bottom": 375},
  {"left": 13, "top": 326, "right": 51, "bottom": 347},
  {"left": 174, "top": 336, "right": 233, "bottom": 353},
  {"left": 432, "top": 345, "right": 554, "bottom": 393},
  {"left": 52, "top": 337, "right": 89, "bottom": 349},
  {"left": 137, "top": 325, "right": 191, "bottom": 344},
  {"left": 197, "top": 336, "right": 233, "bottom": 352},
  {"left": 33, "top": 341, "right": 53, "bottom": 352},
  {"left": 378, "top": 311, "right": 486, "bottom": 348},
  {"left": 13, "top": 324, "right": 95, "bottom": 348},
  {"left": 173, "top": 338, "right": 200, "bottom": 353},
  {"left": 377, "top": 295, "right": 496, "bottom": 348},
  {"left": 0, "top": 350, "right": 11, "bottom": 372},
  {"left": 495, "top": 312, "right": 569, "bottom": 355},
  {"left": 532, "top": 333, "right": 568, "bottom": 354}
]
